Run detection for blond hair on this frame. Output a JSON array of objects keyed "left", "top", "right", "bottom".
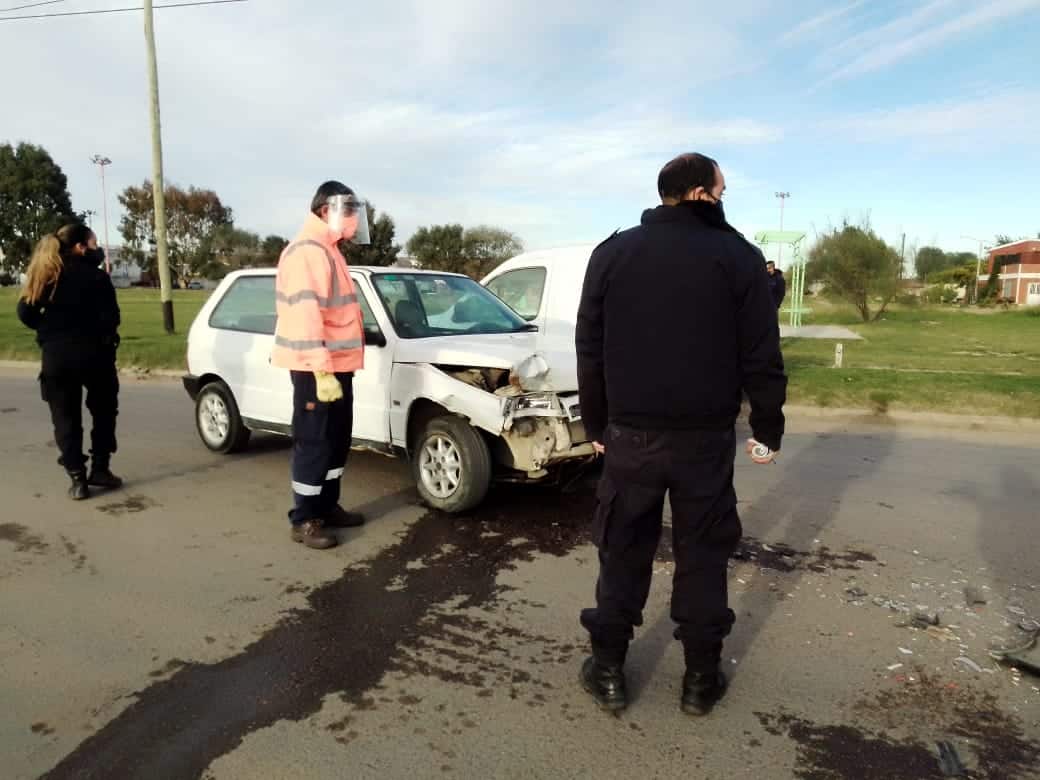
[{"left": 20, "top": 223, "right": 93, "bottom": 305}]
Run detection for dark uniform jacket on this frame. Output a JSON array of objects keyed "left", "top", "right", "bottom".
[
  {"left": 576, "top": 201, "right": 787, "bottom": 451},
  {"left": 16, "top": 253, "right": 121, "bottom": 368},
  {"left": 767, "top": 269, "right": 786, "bottom": 310}
]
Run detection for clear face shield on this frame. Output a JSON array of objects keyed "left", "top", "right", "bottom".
[{"left": 327, "top": 193, "right": 370, "bottom": 245}]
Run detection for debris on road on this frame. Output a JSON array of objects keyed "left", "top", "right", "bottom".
[
  {"left": 964, "top": 586, "right": 987, "bottom": 606},
  {"left": 845, "top": 586, "right": 869, "bottom": 601},
  {"left": 912, "top": 608, "right": 940, "bottom": 628},
  {"left": 936, "top": 740, "right": 968, "bottom": 777},
  {"left": 952, "top": 657, "right": 985, "bottom": 674},
  {"left": 898, "top": 647, "right": 914, "bottom": 656}
]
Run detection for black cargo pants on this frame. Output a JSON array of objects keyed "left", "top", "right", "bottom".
[
  {"left": 40, "top": 347, "right": 119, "bottom": 474},
  {"left": 288, "top": 371, "right": 353, "bottom": 525},
  {"left": 580, "top": 423, "right": 742, "bottom": 673}
]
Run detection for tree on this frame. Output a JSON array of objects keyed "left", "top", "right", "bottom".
[
  {"left": 405, "top": 223, "right": 523, "bottom": 277},
  {"left": 259, "top": 234, "right": 288, "bottom": 266},
  {"left": 808, "top": 223, "right": 902, "bottom": 322},
  {"left": 341, "top": 203, "right": 401, "bottom": 267},
  {"left": 0, "top": 142, "right": 78, "bottom": 272},
  {"left": 461, "top": 225, "right": 523, "bottom": 278},
  {"left": 406, "top": 224, "right": 466, "bottom": 272},
  {"left": 915, "top": 246, "right": 954, "bottom": 281},
  {"left": 118, "top": 181, "right": 232, "bottom": 283}
]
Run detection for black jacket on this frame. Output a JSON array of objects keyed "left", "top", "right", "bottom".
[
  {"left": 576, "top": 201, "right": 787, "bottom": 451},
  {"left": 767, "top": 270, "right": 786, "bottom": 309},
  {"left": 16, "top": 254, "right": 121, "bottom": 356}
]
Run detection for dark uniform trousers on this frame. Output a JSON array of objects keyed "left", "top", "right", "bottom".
[
  {"left": 580, "top": 423, "right": 742, "bottom": 673},
  {"left": 289, "top": 371, "right": 353, "bottom": 525},
  {"left": 40, "top": 348, "right": 119, "bottom": 474}
]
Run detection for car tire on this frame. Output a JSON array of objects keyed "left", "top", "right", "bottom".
[
  {"left": 413, "top": 415, "right": 492, "bottom": 513},
  {"left": 195, "top": 381, "right": 251, "bottom": 454}
]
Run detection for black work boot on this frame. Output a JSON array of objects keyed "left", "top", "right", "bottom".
[
  {"left": 323, "top": 505, "right": 365, "bottom": 528},
  {"left": 681, "top": 668, "right": 728, "bottom": 716},
  {"left": 88, "top": 459, "right": 123, "bottom": 490},
  {"left": 580, "top": 656, "right": 628, "bottom": 712},
  {"left": 68, "top": 471, "right": 90, "bottom": 501}
]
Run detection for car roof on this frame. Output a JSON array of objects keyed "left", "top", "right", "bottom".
[{"left": 224, "top": 267, "right": 468, "bottom": 279}]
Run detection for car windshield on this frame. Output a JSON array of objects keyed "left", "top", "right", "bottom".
[{"left": 372, "top": 273, "right": 534, "bottom": 339}]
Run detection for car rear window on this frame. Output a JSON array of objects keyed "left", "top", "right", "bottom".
[{"left": 209, "top": 276, "right": 277, "bottom": 335}]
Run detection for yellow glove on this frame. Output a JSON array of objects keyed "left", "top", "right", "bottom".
[{"left": 315, "top": 371, "right": 343, "bottom": 403}]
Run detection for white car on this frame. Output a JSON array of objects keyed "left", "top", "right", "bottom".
[{"left": 183, "top": 267, "right": 595, "bottom": 513}]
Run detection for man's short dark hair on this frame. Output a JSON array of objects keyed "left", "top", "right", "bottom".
[
  {"left": 766, "top": 260, "right": 775, "bottom": 267},
  {"left": 310, "top": 180, "right": 354, "bottom": 215},
  {"left": 657, "top": 153, "right": 718, "bottom": 200}
]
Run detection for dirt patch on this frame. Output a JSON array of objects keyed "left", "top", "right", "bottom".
[
  {"left": 30, "top": 722, "right": 56, "bottom": 736},
  {"left": 732, "top": 537, "right": 877, "bottom": 574},
  {"left": 0, "top": 523, "right": 48, "bottom": 554},
  {"left": 95, "top": 495, "right": 158, "bottom": 516}
]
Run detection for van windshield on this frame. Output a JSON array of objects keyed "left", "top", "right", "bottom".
[{"left": 371, "top": 273, "right": 535, "bottom": 339}]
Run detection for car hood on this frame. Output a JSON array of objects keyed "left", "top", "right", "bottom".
[{"left": 392, "top": 333, "right": 578, "bottom": 392}]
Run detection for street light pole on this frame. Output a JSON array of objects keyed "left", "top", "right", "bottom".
[
  {"left": 775, "top": 192, "right": 790, "bottom": 266},
  {"left": 90, "top": 155, "right": 113, "bottom": 275},
  {"left": 961, "top": 235, "right": 986, "bottom": 304},
  {"left": 143, "top": 0, "right": 175, "bottom": 333}
]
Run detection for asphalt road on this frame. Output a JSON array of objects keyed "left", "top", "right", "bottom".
[{"left": 1, "top": 368, "right": 1038, "bottom": 779}]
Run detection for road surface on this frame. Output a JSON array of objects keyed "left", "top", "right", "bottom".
[{"left": 1, "top": 368, "right": 1037, "bottom": 779}]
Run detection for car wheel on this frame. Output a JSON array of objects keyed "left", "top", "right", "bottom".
[
  {"left": 413, "top": 415, "right": 492, "bottom": 513},
  {"left": 195, "top": 381, "right": 251, "bottom": 454}
]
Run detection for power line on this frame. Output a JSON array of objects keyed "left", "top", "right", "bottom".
[
  {"left": 0, "top": 0, "right": 65, "bottom": 14},
  {"left": 0, "top": 0, "right": 246, "bottom": 21}
]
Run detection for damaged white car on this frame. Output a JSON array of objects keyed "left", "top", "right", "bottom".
[{"left": 183, "top": 268, "right": 595, "bottom": 512}]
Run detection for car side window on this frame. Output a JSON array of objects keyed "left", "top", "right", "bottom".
[
  {"left": 355, "top": 284, "right": 385, "bottom": 343},
  {"left": 209, "top": 276, "right": 277, "bottom": 335},
  {"left": 485, "top": 267, "right": 546, "bottom": 321}
]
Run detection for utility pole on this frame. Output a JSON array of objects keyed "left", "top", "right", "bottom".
[
  {"left": 961, "top": 235, "right": 987, "bottom": 305},
  {"left": 900, "top": 233, "right": 906, "bottom": 280},
  {"left": 143, "top": 0, "right": 174, "bottom": 333},
  {"left": 90, "top": 155, "right": 113, "bottom": 275},
  {"left": 775, "top": 192, "right": 790, "bottom": 266}
]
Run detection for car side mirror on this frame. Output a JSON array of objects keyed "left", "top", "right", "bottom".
[{"left": 365, "top": 327, "right": 387, "bottom": 348}]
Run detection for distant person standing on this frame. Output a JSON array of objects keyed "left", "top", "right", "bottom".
[
  {"left": 17, "top": 223, "right": 123, "bottom": 500},
  {"left": 575, "top": 153, "right": 787, "bottom": 716},
  {"left": 766, "top": 260, "right": 786, "bottom": 311}
]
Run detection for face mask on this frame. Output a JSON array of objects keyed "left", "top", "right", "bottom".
[{"left": 85, "top": 247, "right": 106, "bottom": 266}]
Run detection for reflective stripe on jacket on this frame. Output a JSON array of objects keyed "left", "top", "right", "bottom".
[{"left": 271, "top": 213, "right": 365, "bottom": 373}]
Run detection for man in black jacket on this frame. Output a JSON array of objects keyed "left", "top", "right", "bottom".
[
  {"left": 766, "top": 260, "right": 786, "bottom": 310},
  {"left": 575, "top": 152, "right": 787, "bottom": 716}
]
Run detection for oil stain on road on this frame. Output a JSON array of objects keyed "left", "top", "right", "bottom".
[{"left": 41, "top": 484, "right": 597, "bottom": 779}]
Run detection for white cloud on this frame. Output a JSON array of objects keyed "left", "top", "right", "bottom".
[
  {"left": 778, "top": 0, "right": 869, "bottom": 45},
  {"left": 816, "top": 0, "right": 1040, "bottom": 86},
  {"left": 821, "top": 89, "right": 1040, "bottom": 142}
]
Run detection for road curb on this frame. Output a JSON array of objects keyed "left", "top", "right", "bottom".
[{"left": 0, "top": 360, "right": 183, "bottom": 380}]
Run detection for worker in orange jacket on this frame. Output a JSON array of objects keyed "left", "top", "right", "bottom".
[{"left": 272, "top": 181, "right": 370, "bottom": 550}]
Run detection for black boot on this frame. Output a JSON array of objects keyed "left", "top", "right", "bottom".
[
  {"left": 88, "top": 458, "right": 123, "bottom": 490},
  {"left": 68, "top": 471, "right": 90, "bottom": 501},
  {"left": 681, "top": 668, "right": 728, "bottom": 716},
  {"left": 580, "top": 656, "right": 628, "bottom": 712}
]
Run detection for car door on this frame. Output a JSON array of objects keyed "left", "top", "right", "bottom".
[
  {"left": 350, "top": 274, "right": 393, "bottom": 447},
  {"left": 205, "top": 274, "right": 292, "bottom": 426}
]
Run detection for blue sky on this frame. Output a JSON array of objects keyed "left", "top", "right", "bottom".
[{"left": 2, "top": 0, "right": 1038, "bottom": 263}]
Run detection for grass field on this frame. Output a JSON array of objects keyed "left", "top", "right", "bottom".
[
  {"left": 0, "top": 288, "right": 209, "bottom": 370},
  {"left": 2, "top": 288, "right": 1039, "bottom": 417}
]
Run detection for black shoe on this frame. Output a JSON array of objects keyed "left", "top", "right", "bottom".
[
  {"left": 681, "top": 669, "right": 728, "bottom": 716},
  {"left": 68, "top": 472, "right": 90, "bottom": 501},
  {"left": 88, "top": 466, "right": 123, "bottom": 490},
  {"left": 323, "top": 505, "right": 365, "bottom": 528},
  {"left": 290, "top": 521, "right": 338, "bottom": 550},
  {"left": 580, "top": 656, "right": 628, "bottom": 712}
]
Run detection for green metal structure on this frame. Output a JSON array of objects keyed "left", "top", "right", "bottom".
[{"left": 754, "top": 229, "right": 810, "bottom": 328}]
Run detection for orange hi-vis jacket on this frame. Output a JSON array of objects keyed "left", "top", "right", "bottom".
[{"left": 272, "top": 213, "right": 365, "bottom": 373}]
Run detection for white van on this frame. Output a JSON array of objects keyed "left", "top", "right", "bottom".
[
  {"left": 481, "top": 244, "right": 597, "bottom": 385},
  {"left": 183, "top": 267, "right": 595, "bottom": 513}
]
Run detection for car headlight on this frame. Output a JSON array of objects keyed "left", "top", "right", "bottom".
[{"left": 513, "top": 393, "right": 557, "bottom": 412}]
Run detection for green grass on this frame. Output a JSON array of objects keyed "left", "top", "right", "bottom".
[
  {"left": 3, "top": 288, "right": 1039, "bottom": 417},
  {"left": 0, "top": 287, "right": 209, "bottom": 370},
  {"left": 784, "top": 299, "right": 1040, "bottom": 417}
]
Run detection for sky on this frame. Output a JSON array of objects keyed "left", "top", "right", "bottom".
[{"left": 2, "top": 0, "right": 1039, "bottom": 264}]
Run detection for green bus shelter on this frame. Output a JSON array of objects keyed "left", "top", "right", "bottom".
[{"left": 754, "top": 230, "right": 810, "bottom": 328}]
